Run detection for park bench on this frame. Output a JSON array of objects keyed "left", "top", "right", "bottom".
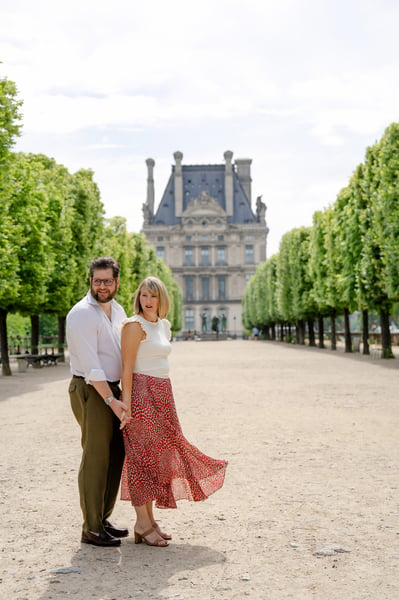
[
  {"left": 9, "top": 354, "right": 43, "bottom": 371},
  {"left": 25, "top": 355, "right": 45, "bottom": 368},
  {"left": 41, "top": 352, "right": 62, "bottom": 366},
  {"left": 10, "top": 350, "right": 63, "bottom": 372}
]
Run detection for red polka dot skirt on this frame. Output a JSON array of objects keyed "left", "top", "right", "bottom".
[{"left": 121, "top": 374, "right": 227, "bottom": 508}]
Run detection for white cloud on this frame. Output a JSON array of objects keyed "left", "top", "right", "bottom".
[{"left": 2, "top": 0, "right": 399, "bottom": 258}]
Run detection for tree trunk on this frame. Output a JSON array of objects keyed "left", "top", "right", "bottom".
[
  {"left": 262, "top": 325, "right": 270, "bottom": 340},
  {"left": 318, "top": 313, "right": 325, "bottom": 348},
  {"left": 300, "top": 320, "right": 306, "bottom": 344},
  {"left": 58, "top": 315, "right": 66, "bottom": 361},
  {"left": 0, "top": 308, "right": 12, "bottom": 376},
  {"left": 279, "top": 324, "right": 284, "bottom": 342},
  {"left": 30, "top": 315, "right": 40, "bottom": 354},
  {"left": 380, "top": 308, "right": 394, "bottom": 359},
  {"left": 308, "top": 318, "right": 316, "bottom": 347},
  {"left": 296, "top": 320, "right": 305, "bottom": 345},
  {"left": 344, "top": 307, "right": 351, "bottom": 352},
  {"left": 271, "top": 323, "right": 276, "bottom": 340},
  {"left": 362, "top": 310, "right": 370, "bottom": 355},
  {"left": 330, "top": 309, "right": 337, "bottom": 351}
]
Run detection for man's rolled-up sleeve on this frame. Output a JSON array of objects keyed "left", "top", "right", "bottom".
[{"left": 67, "top": 309, "right": 107, "bottom": 383}]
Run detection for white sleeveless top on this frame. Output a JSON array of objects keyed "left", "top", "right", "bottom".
[{"left": 123, "top": 314, "right": 172, "bottom": 379}]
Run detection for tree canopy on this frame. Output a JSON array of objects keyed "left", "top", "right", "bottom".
[{"left": 243, "top": 122, "right": 399, "bottom": 358}]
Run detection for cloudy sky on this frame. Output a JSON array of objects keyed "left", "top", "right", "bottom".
[{"left": 2, "top": 0, "right": 399, "bottom": 255}]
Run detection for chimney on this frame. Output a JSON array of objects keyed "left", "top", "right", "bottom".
[
  {"left": 224, "top": 150, "right": 234, "bottom": 216},
  {"left": 145, "top": 158, "right": 155, "bottom": 216},
  {"left": 174, "top": 151, "right": 183, "bottom": 217},
  {"left": 235, "top": 158, "right": 252, "bottom": 203}
]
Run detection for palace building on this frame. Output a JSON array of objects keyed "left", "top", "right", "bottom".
[{"left": 141, "top": 151, "right": 268, "bottom": 337}]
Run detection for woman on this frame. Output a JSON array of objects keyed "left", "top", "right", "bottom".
[{"left": 120, "top": 276, "right": 227, "bottom": 547}]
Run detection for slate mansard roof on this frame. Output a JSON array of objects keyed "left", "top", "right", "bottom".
[{"left": 152, "top": 163, "right": 258, "bottom": 226}]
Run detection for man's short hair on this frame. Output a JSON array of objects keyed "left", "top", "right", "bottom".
[{"left": 89, "top": 257, "right": 121, "bottom": 279}]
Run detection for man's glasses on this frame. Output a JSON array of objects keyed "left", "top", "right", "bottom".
[{"left": 92, "top": 278, "right": 115, "bottom": 287}]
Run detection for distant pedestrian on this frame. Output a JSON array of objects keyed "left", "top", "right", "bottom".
[{"left": 252, "top": 326, "right": 259, "bottom": 340}]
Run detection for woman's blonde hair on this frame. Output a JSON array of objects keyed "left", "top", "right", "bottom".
[{"left": 133, "top": 276, "right": 170, "bottom": 319}]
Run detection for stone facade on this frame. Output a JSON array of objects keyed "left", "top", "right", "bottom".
[{"left": 141, "top": 151, "right": 268, "bottom": 337}]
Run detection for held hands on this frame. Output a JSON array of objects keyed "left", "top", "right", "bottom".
[
  {"left": 110, "top": 398, "right": 132, "bottom": 429},
  {"left": 119, "top": 409, "right": 132, "bottom": 430}
]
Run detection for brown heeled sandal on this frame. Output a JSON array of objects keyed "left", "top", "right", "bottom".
[
  {"left": 152, "top": 521, "right": 172, "bottom": 540},
  {"left": 134, "top": 526, "right": 169, "bottom": 547}
]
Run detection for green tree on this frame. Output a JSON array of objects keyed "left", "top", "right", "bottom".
[
  {"left": 276, "top": 233, "right": 295, "bottom": 327},
  {"left": 334, "top": 165, "right": 372, "bottom": 353},
  {"left": 37, "top": 155, "right": 76, "bottom": 316},
  {"left": 264, "top": 254, "right": 280, "bottom": 338},
  {"left": 102, "top": 216, "right": 134, "bottom": 313},
  {"left": 276, "top": 228, "right": 316, "bottom": 343},
  {"left": 358, "top": 142, "right": 394, "bottom": 358},
  {"left": 241, "top": 273, "right": 258, "bottom": 332},
  {"left": 375, "top": 123, "right": 399, "bottom": 301},
  {"left": 17, "top": 154, "right": 76, "bottom": 355},
  {"left": 250, "top": 262, "right": 269, "bottom": 334},
  {"left": 308, "top": 210, "right": 332, "bottom": 348},
  {"left": 56, "top": 168, "right": 106, "bottom": 349},
  {"left": 0, "top": 73, "right": 23, "bottom": 374},
  {"left": 69, "top": 169, "right": 105, "bottom": 301},
  {"left": 0, "top": 153, "right": 49, "bottom": 373},
  {"left": 6, "top": 313, "right": 30, "bottom": 353},
  {"left": 0, "top": 74, "right": 23, "bottom": 162},
  {"left": 242, "top": 255, "right": 280, "bottom": 340}
]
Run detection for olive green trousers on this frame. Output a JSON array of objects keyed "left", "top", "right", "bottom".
[{"left": 69, "top": 376, "right": 125, "bottom": 533}]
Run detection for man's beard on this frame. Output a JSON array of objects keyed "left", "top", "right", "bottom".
[{"left": 91, "top": 286, "right": 117, "bottom": 304}]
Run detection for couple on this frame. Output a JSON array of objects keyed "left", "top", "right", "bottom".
[{"left": 66, "top": 257, "right": 227, "bottom": 548}]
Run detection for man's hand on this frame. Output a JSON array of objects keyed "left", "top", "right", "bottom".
[{"left": 110, "top": 398, "right": 131, "bottom": 427}]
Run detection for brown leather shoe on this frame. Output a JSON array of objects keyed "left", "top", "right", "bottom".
[
  {"left": 81, "top": 530, "right": 121, "bottom": 546},
  {"left": 104, "top": 520, "right": 129, "bottom": 538}
]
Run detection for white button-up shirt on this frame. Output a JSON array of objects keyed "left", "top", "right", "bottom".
[{"left": 66, "top": 291, "right": 127, "bottom": 383}]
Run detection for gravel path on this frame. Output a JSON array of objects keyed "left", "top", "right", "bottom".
[{"left": 1, "top": 340, "right": 398, "bottom": 599}]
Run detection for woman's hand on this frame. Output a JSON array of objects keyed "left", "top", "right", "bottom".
[
  {"left": 119, "top": 409, "right": 132, "bottom": 430},
  {"left": 110, "top": 398, "right": 131, "bottom": 426}
]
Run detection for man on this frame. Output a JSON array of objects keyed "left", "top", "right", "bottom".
[{"left": 67, "top": 257, "right": 130, "bottom": 546}]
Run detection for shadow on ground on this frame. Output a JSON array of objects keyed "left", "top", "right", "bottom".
[
  {"left": 259, "top": 339, "right": 399, "bottom": 371},
  {"left": 35, "top": 541, "right": 226, "bottom": 599},
  {"left": 0, "top": 360, "right": 71, "bottom": 402}
]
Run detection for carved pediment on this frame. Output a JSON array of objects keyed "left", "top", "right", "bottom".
[{"left": 183, "top": 191, "right": 226, "bottom": 223}]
